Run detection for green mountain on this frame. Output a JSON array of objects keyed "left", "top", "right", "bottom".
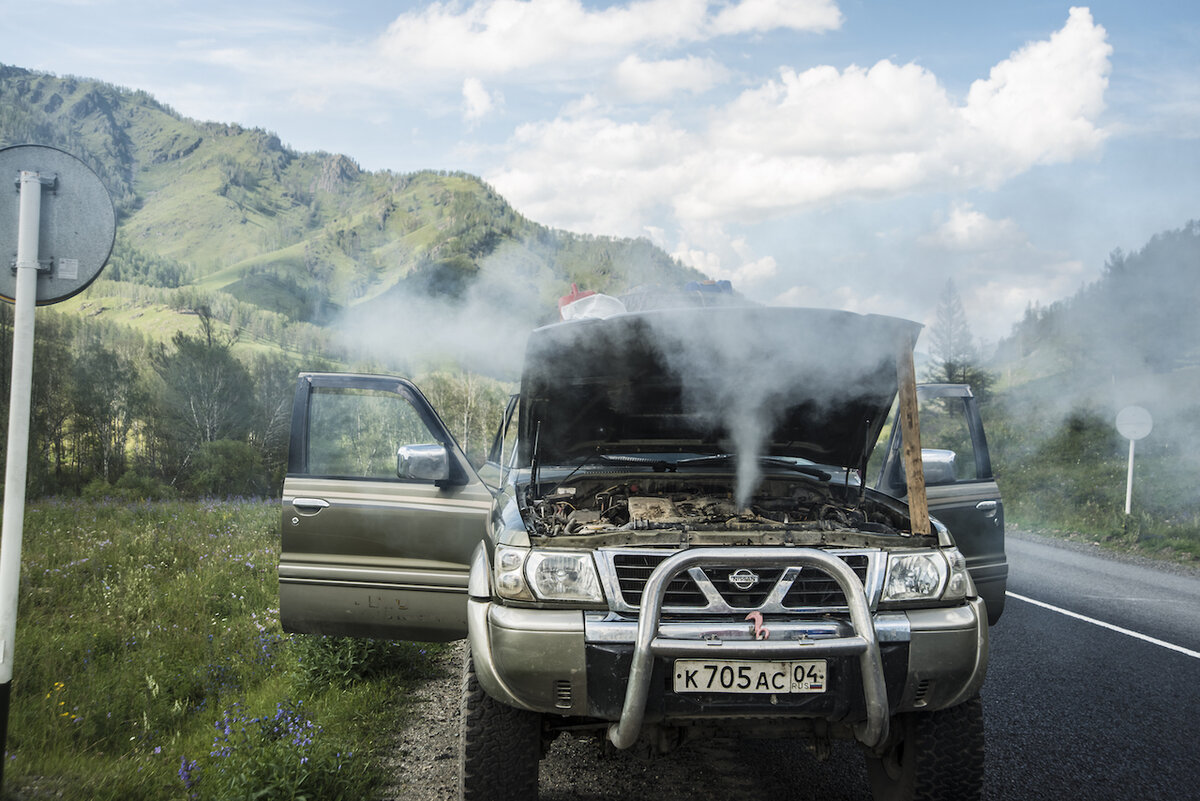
[
  {"left": 993, "top": 220, "right": 1200, "bottom": 381},
  {"left": 0, "top": 64, "right": 702, "bottom": 369},
  {"left": 982, "top": 221, "right": 1200, "bottom": 549},
  {"left": 991, "top": 221, "right": 1200, "bottom": 402}
]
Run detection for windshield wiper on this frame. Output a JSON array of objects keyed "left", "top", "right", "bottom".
[
  {"left": 675, "top": 454, "right": 831, "bottom": 481},
  {"left": 594, "top": 454, "right": 678, "bottom": 472},
  {"left": 538, "top": 451, "right": 676, "bottom": 499}
]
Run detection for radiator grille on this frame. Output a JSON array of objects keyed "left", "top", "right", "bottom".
[
  {"left": 609, "top": 551, "right": 871, "bottom": 612},
  {"left": 781, "top": 554, "right": 869, "bottom": 608},
  {"left": 612, "top": 552, "right": 706, "bottom": 607}
]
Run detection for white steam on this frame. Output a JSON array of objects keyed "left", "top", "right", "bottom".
[
  {"left": 638, "top": 309, "right": 913, "bottom": 507},
  {"left": 334, "top": 242, "right": 551, "bottom": 379}
]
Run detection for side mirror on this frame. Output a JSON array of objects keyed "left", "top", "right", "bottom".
[
  {"left": 397, "top": 444, "right": 451, "bottom": 482},
  {"left": 921, "top": 448, "right": 958, "bottom": 485}
]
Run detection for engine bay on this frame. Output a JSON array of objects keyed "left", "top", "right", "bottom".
[{"left": 525, "top": 476, "right": 911, "bottom": 540}]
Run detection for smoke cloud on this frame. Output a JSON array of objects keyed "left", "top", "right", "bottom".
[
  {"left": 643, "top": 309, "right": 917, "bottom": 506},
  {"left": 333, "top": 240, "right": 553, "bottom": 379},
  {"left": 986, "top": 221, "right": 1200, "bottom": 523},
  {"left": 524, "top": 307, "right": 918, "bottom": 507}
]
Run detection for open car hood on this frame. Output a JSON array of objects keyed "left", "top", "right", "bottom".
[{"left": 518, "top": 307, "right": 922, "bottom": 470}]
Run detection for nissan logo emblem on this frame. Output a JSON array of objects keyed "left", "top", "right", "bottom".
[{"left": 728, "top": 568, "right": 760, "bottom": 590}]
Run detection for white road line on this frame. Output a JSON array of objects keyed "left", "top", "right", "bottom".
[{"left": 1007, "top": 591, "right": 1200, "bottom": 660}]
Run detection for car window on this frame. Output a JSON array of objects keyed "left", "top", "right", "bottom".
[
  {"left": 866, "top": 397, "right": 898, "bottom": 481},
  {"left": 307, "top": 386, "right": 436, "bottom": 479},
  {"left": 502, "top": 399, "right": 521, "bottom": 470},
  {"left": 918, "top": 397, "right": 979, "bottom": 481}
]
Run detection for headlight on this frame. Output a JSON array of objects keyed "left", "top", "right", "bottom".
[
  {"left": 941, "top": 548, "right": 973, "bottom": 601},
  {"left": 882, "top": 552, "right": 947, "bottom": 602},
  {"left": 526, "top": 551, "right": 603, "bottom": 603},
  {"left": 881, "top": 548, "right": 973, "bottom": 603},
  {"left": 493, "top": 546, "right": 604, "bottom": 604},
  {"left": 494, "top": 545, "right": 534, "bottom": 601}
]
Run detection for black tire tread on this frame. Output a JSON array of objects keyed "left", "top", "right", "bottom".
[
  {"left": 866, "top": 694, "right": 985, "bottom": 801},
  {"left": 459, "top": 647, "right": 542, "bottom": 801},
  {"left": 911, "top": 695, "right": 985, "bottom": 801}
]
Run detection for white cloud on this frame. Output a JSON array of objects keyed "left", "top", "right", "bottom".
[
  {"left": 101, "top": 0, "right": 848, "bottom": 139},
  {"left": 665, "top": 230, "right": 777, "bottom": 287},
  {"left": 377, "top": 0, "right": 705, "bottom": 76},
  {"left": 491, "top": 9, "right": 1112, "bottom": 232},
  {"left": 673, "top": 245, "right": 723, "bottom": 276},
  {"left": 462, "top": 77, "right": 500, "bottom": 122},
  {"left": 491, "top": 113, "right": 695, "bottom": 233},
  {"left": 710, "top": 0, "right": 842, "bottom": 36},
  {"left": 375, "top": 0, "right": 840, "bottom": 80},
  {"left": 288, "top": 88, "right": 333, "bottom": 113},
  {"left": 921, "top": 203, "right": 1024, "bottom": 252},
  {"left": 711, "top": 60, "right": 953, "bottom": 158},
  {"left": 957, "top": 6, "right": 1112, "bottom": 179},
  {"left": 613, "top": 54, "right": 729, "bottom": 102},
  {"left": 962, "top": 262, "right": 1086, "bottom": 341},
  {"left": 724, "top": 236, "right": 778, "bottom": 285},
  {"left": 728, "top": 255, "right": 778, "bottom": 285}
]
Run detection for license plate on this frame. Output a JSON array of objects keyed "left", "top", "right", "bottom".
[{"left": 673, "top": 659, "right": 827, "bottom": 694}]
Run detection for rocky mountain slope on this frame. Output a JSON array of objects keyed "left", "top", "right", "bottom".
[{"left": 0, "top": 63, "right": 702, "bottom": 370}]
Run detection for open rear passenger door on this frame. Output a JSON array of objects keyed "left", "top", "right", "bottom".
[
  {"left": 875, "top": 384, "right": 1008, "bottom": 624},
  {"left": 279, "top": 373, "right": 493, "bottom": 641}
]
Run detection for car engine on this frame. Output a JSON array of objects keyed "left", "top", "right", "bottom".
[{"left": 527, "top": 476, "right": 910, "bottom": 539}]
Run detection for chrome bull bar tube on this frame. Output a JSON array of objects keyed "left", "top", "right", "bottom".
[{"left": 606, "top": 547, "right": 890, "bottom": 750}]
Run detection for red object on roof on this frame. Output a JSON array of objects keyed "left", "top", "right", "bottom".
[{"left": 557, "top": 283, "right": 596, "bottom": 319}]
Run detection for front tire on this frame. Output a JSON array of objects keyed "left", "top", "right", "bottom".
[
  {"left": 459, "top": 645, "right": 542, "bottom": 801},
  {"left": 864, "top": 695, "right": 985, "bottom": 801}
]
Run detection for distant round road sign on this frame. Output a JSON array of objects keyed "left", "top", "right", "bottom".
[
  {"left": 0, "top": 144, "right": 115, "bottom": 305},
  {"left": 1116, "top": 405, "right": 1153, "bottom": 441}
]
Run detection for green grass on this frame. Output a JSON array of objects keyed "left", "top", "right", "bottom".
[
  {"left": 998, "top": 453, "right": 1200, "bottom": 562},
  {"left": 3, "top": 499, "right": 444, "bottom": 801}
]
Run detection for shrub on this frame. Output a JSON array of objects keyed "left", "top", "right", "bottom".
[
  {"left": 81, "top": 471, "right": 177, "bottom": 501},
  {"left": 184, "top": 439, "right": 268, "bottom": 497},
  {"left": 290, "top": 635, "right": 443, "bottom": 689}
]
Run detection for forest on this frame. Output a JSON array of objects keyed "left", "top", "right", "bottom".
[{"left": 0, "top": 303, "right": 510, "bottom": 500}]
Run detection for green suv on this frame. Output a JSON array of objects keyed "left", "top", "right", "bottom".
[{"left": 279, "top": 306, "right": 1005, "bottom": 801}]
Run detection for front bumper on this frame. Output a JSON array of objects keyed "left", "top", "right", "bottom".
[{"left": 468, "top": 547, "right": 988, "bottom": 750}]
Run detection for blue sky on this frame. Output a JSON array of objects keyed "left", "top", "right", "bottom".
[{"left": 3, "top": 0, "right": 1197, "bottom": 344}]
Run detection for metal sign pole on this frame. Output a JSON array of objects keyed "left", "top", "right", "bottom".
[
  {"left": 1124, "top": 438, "right": 1136, "bottom": 516},
  {"left": 1115, "top": 405, "right": 1152, "bottom": 519},
  {"left": 0, "top": 146, "right": 114, "bottom": 789},
  {"left": 0, "top": 170, "right": 49, "bottom": 786}
]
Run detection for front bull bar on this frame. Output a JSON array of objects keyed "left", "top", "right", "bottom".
[{"left": 606, "top": 547, "right": 890, "bottom": 750}]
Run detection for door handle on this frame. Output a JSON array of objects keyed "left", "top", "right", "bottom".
[
  {"left": 292, "top": 497, "right": 330, "bottom": 515},
  {"left": 975, "top": 500, "right": 997, "bottom": 517}
]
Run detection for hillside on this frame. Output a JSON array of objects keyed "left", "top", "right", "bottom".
[
  {"left": 991, "top": 221, "right": 1200, "bottom": 412},
  {"left": 980, "top": 221, "right": 1200, "bottom": 552},
  {"left": 0, "top": 64, "right": 703, "bottom": 372}
]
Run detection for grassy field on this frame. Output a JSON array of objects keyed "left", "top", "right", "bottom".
[
  {"left": 986, "top": 403, "right": 1200, "bottom": 564},
  {"left": 3, "top": 499, "right": 443, "bottom": 801}
]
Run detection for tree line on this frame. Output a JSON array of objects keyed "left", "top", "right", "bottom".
[
  {"left": 0, "top": 305, "right": 296, "bottom": 498},
  {"left": 0, "top": 304, "right": 510, "bottom": 500}
]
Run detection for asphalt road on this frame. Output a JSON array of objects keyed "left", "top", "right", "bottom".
[
  {"left": 983, "top": 533, "right": 1200, "bottom": 800},
  {"left": 534, "top": 531, "right": 1200, "bottom": 801}
]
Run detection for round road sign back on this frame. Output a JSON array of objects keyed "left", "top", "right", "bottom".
[
  {"left": 0, "top": 144, "right": 115, "bottom": 305},
  {"left": 1116, "top": 405, "right": 1153, "bottom": 441}
]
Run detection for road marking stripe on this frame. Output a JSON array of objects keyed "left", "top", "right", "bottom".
[{"left": 1007, "top": 591, "right": 1200, "bottom": 660}]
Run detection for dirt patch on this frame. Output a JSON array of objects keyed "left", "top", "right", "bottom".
[{"left": 376, "top": 641, "right": 874, "bottom": 801}]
